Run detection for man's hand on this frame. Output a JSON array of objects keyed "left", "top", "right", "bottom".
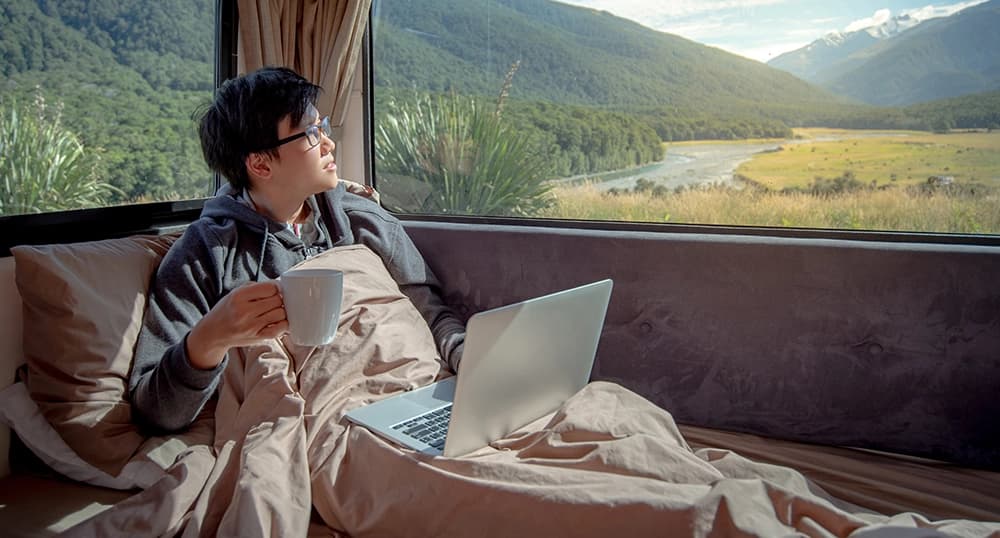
[{"left": 186, "top": 281, "right": 288, "bottom": 369}]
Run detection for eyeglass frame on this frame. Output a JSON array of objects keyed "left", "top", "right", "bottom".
[{"left": 255, "top": 116, "right": 332, "bottom": 152}]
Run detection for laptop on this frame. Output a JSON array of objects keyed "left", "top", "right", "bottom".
[{"left": 344, "top": 279, "right": 613, "bottom": 457}]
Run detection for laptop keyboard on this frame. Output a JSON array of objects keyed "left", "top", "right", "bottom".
[{"left": 392, "top": 405, "right": 452, "bottom": 450}]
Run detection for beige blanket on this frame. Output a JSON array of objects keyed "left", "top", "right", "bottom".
[{"left": 65, "top": 246, "right": 1000, "bottom": 537}]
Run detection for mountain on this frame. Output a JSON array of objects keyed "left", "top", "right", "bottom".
[
  {"left": 373, "top": 0, "right": 844, "bottom": 117},
  {"left": 770, "top": 0, "right": 1000, "bottom": 106},
  {"left": 767, "top": 12, "right": 920, "bottom": 83},
  {"left": 823, "top": 0, "right": 1000, "bottom": 106}
]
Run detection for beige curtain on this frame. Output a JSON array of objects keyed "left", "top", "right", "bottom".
[{"left": 237, "top": 0, "right": 371, "bottom": 140}]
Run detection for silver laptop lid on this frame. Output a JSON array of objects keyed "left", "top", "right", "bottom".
[{"left": 443, "top": 279, "right": 613, "bottom": 457}]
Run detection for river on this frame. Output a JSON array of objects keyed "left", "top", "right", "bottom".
[
  {"left": 552, "top": 132, "right": 914, "bottom": 192},
  {"left": 551, "top": 141, "right": 783, "bottom": 192}
]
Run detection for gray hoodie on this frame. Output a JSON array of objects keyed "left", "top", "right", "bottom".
[{"left": 129, "top": 183, "right": 465, "bottom": 432}]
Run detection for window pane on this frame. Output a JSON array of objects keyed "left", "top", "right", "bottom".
[
  {"left": 0, "top": 0, "right": 215, "bottom": 217},
  {"left": 371, "top": 0, "right": 999, "bottom": 234}
]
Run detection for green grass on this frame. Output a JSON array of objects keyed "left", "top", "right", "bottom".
[{"left": 737, "top": 129, "right": 1000, "bottom": 190}]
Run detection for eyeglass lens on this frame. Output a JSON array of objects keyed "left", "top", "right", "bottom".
[{"left": 306, "top": 117, "right": 332, "bottom": 147}]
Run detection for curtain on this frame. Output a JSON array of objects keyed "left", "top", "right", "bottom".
[{"left": 237, "top": 0, "right": 372, "bottom": 140}]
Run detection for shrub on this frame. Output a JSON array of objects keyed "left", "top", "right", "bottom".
[
  {"left": 781, "top": 171, "right": 871, "bottom": 197},
  {"left": 375, "top": 91, "right": 553, "bottom": 216},
  {"left": 0, "top": 95, "right": 119, "bottom": 215}
]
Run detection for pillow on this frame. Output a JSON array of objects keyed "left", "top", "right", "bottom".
[
  {"left": 6, "top": 233, "right": 212, "bottom": 486},
  {"left": 0, "top": 381, "right": 168, "bottom": 489}
]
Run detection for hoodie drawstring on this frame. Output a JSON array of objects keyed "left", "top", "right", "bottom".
[{"left": 255, "top": 221, "right": 269, "bottom": 282}]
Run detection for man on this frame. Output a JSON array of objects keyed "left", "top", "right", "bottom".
[{"left": 129, "top": 66, "right": 465, "bottom": 433}]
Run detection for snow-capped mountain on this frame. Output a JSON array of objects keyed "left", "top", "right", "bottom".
[
  {"left": 768, "top": 11, "right": 924, "bottom": 83},
  {"left": 769, "top": 0, "right": 1000, "bottom": 106},
  {"left": 863, "top": 12, "right": 921, "bottom": 39}
]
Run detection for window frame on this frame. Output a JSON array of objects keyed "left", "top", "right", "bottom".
[
  {"left": 3, "top": 0, "right": 998, "bottom": 256},
  {"left": 363, "top": 3, "right": 1000, "bottom": 248}
]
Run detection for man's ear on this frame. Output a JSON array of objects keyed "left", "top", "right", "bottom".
[{"left": 245, "top": 152, "right": 272, "bottom": 181}]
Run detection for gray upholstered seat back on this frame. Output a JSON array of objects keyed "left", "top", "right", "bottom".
[{"left": 406, "top": 221, "right": 1000, "bottom": 470}]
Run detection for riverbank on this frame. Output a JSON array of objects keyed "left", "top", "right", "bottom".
[
  {"left": 551, "top": 129, "right": 1000, "bottom": 196},
  {"left": 549, "top": 140, "right": 781, "bottom": 192}
]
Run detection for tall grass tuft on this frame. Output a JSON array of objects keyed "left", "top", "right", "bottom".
[
  {"left": 0, "top": 95, "right": 119, "bottom": 215},
  {"left": 375, "top": 90, "right": 553, "bottom": 216}
]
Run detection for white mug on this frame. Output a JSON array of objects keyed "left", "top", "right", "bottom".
[{"left": 279, "top": 268, "right": 344, "bottom": 346}]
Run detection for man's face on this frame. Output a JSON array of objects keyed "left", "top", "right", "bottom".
[{"left": 269, "top": 104, "right": 338, "bottom": 196}]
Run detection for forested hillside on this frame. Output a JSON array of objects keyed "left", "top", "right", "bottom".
[
  {"left": 904, "top": 89, "right": 1000, "bottom": 131},
  {"left": 373, "top": 0, "right": 999, "bottom": 169},
  {"left": 373, "top": 0, "right": 843, "bottom": 115},
  {"left": 0, "top": 0, "right": 213, "bottom": 203}
]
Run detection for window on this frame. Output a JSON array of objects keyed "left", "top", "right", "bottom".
[
  {"left": 0, "top": 0, "right": 216, "bottom": 218},
  {"left": 370, "top": 0, "right": 999, "bottom": 235}
]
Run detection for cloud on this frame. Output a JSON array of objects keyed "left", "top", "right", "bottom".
[
  {"left": 645, "top": 14, "right": 828, "bottom": 61},
  {"left": 844, "top": 8, "right": 892, "bottom": 32},
  {"left": 902, "top": 0, "right": 989, "bottom": 19},
  {"left": 842, "top": 0, "right": 989, "bottom": 33},
  {"left": 558, "top": 0, "right": 818, "bottom": 61}
]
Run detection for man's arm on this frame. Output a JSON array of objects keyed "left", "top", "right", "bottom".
[
  {"left": 397, "top": 274, "right": 467, "bottom": 371},
  {"left": 128, "top": 228, "right": 289, "bottom": 432},
  {"left": 345, "top": 207, "right": 466, "bottom": 371},
  {"left": 378, "top": 221, "right": 467, "bottom": 370},
  {"left": 129, "top": 230, "right": 228, "bottom": 432}
]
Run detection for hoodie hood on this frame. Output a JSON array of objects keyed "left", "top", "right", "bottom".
[
  {"left": 203, "top": 184, "right": 312, "bottom": 235},
  {"left": 199, "top": 183, "right": 344, "bottom": 281}
]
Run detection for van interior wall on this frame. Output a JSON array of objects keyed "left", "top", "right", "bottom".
[{"left": 405, "top": 221, "right": 1000, "bottom": 471}]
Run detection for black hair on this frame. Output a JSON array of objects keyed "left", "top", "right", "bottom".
[{"left": 195, "top": 66, "right": 322, "bottom": 190}]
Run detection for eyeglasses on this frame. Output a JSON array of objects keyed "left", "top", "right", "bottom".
[{"left": 258, "top": 116, "right": 332, "bottom": 151}]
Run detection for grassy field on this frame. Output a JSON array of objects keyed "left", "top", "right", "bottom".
[
  {"left": 540, "top": 183, "right": 1000, "bottom": 233},
  {"left": 737, "top": 129, "right": 1000, "bottom": 190},
  {"left": 539, "top": 129, "right": 1000, "bottom": 234}
]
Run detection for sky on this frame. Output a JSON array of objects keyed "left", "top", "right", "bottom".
[{"left": 556, "top": 0, "right": 989, "bottom": 62}]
